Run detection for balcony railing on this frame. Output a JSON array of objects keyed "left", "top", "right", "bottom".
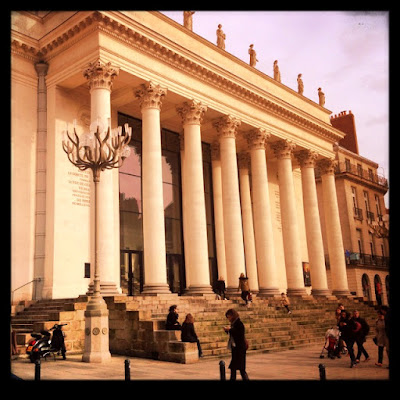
[
  {"left": 325, "top": 253, "right": 389, "bottom": 268},
  {"left": 335, "top": 162, "right": 388, "bottom": 188},
  {"left": 354, "top": 207, "right": 363, "bottom": 220}
]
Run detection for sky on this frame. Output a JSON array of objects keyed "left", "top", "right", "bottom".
[{"left": 161, "top": 11, "right": 389, "bottom": 206}]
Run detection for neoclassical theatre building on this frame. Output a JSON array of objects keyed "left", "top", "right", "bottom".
[{"left": 11, "top": 11, "right": 388, "bottom": 304}]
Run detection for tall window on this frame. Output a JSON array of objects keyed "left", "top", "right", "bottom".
[
  {"left": 117, "top": 112, "right": 216, "bottom": 293},
  {"left": 119, "top": 117, "right": 143, "bottom": 251},
  {"left": 356, "top": 229, "right": 363, "bottom": 254}
]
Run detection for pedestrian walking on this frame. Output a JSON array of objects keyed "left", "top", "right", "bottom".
[
  {"left": 352, "top": 310, "right": 370, "bottom": 363},
  {"left": 165, "top": 305, "right": 181, "bottom": 330},
  {"left": 181, "top": 313, "right": 203, "bottom": 358},
  {"left": 338, "top": 310, "right": 358, "bottom": 367},
  {"left": 216, "top": 276, "right": 227, "bottom": 300},
  {"left": 374, "top": 310, "right": 389, "bottom": 367},
  {"left": 280, "top": 292, "right": 292, "bottom": 314},
  {"left": 238, "top": 273, "right": 251, "bottom": 306},
  {"left": 224, "top": 308, "right": 249, "bottom": 380}
]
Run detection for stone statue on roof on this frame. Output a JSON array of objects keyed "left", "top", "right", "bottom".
[
  {"left": 318, "top": 87, "right": 325, "bottom": 107},
  {"left": 183, "top": 11, "right": 195, "bottom": 31},
  {"left": 297, "top": 74, "right": 304, "bottom": 95},
  {"left": 216, "top": 24, "right": 226, "bottom": 50},
  {"left": 248, "top": 44, "right": 258, "bottom": 67},
  {"left": 273, "top": 60, "right": 281, "bottom": 82}
]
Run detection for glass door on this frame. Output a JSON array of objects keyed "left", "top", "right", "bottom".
[{"left": 120, "top": 250, "right": 143, "bottom": 296}]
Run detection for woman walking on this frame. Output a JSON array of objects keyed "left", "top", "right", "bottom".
[
  {"left": 224, "top": 308, "right": 249, "bottom": 380},
  {"left": 375, "top": 310, "right": 389, "bottom": 367}
]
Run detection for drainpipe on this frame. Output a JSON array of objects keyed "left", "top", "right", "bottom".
[{"left": 33, "top": 61, "right": 49, "bottom": 300}]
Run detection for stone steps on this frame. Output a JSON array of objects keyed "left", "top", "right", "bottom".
[{"left": 12, "top": 294, "right": 380, "bottom": 362}]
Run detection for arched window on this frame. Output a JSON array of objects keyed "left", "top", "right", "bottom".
[
  {"left": 374, "top": 274, "right": 383, "bottom": 306},
  {"left": 361, "top": 274, "right": 371, "bottom": 301}
]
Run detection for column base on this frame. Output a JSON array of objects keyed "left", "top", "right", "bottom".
[
  {"left": 87, "top": 281, "right": 122, "bottom": 297},
  {"left": 185, "top": 284, "right": 214, "bottom": 296},
  {"left": 142, "top": 283, "right": 171, "bottom": 295},
  {"left": 286, "top": 287, "right": 308, "bottom": 296},
  {"left": 82, "top": 295, "right": 111, "bottom": 363},
  {"left": 257, "top": 287, "right": 281, "bottom": 296},
  {"left": 332, "top": 289, "right": 351, "bottom": 297},
  {"left": 311, "top": 288, "right": 332, "bottom": 296}
]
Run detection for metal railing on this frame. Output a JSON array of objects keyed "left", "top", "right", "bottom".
[
  {"left": 335, "top": 162, "right": 388, "bottom": 188},
  {"left": 325, "top": 253, "right": 389, "bottom": 268},
  {"left": 11, "top": 277, "right": 42, "bottom": 304}
]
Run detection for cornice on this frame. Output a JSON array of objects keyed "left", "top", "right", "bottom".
[{"left": 11, "top": 10, "right": 344, "bottom": 144}]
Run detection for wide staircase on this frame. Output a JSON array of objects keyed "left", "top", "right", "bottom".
[{"left": 11, "top": 294, "right": 379, "bottom": 363}]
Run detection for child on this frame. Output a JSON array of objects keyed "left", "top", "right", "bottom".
[{"left": 281, "top": 292, "right": 292, "bottom": 314}]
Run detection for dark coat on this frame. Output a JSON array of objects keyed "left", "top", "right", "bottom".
[
  {"left": 227, "top": 318, "right": 246, "bottom": 371},
  {"left": 166, "top": 311, "right": 181, "bottom": 330},
  {"left": 181, "top": 322, "right": 198, "bottom": 343},
  {"left": 339, "top": 315, "right": 358, "bottom": 342},
  {"left": 353, "top": 317, "right": 370, "bottom": 342}
]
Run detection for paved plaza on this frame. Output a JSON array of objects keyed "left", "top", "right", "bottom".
[{"left": 10, "top": 340, "right": 389, "bottom": 381}]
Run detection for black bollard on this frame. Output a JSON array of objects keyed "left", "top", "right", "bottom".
[
  {"left": 318, "top": 363, "right": 326, "bottom": 381},
  {"left": 125, "top": 359, "right": 131, "bottom": 381},
  {"left": 34, "top": 359, "right": 41, "bottom": 381},
  {"left": 219, "top": 360, "right": 226, "bottom": 381}
]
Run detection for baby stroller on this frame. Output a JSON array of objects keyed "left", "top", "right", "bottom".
[{"left": 319, "top": 326, "right": 345, "bottom": 359}]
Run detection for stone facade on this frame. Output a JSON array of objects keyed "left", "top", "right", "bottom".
[{"left": 11, "top": 11, "right": 388, "bottom": 305}]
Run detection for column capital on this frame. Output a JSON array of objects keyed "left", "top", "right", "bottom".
[
  {"left": 83, "top": 59, "right": 119, "bottom": 91},
  {"left": 237, "top": 152, "right": 250, "bottom": 170},
  {"left": 243, "top": 128, "right": 270, "bottom": 150},
  {"left": 295, "top": 149, "right": 319, "bottom": 168},
  {"left": 176, "top": 99, "right": 207, "bottom": 125},
  {"left": 35, "top": 61, "right": 49, "bottom": 77},
  {"left": 135, "top": 81, "right": 167, "bottom": 110},
  {"left": 211, "top": 141, "right": 220, "bottom": 161},
  {"left": 317, "top": 158, "right": 337, "bottom": 175},
  {"left": 213, "top": 115, "right": 241, "bottom": 139},
  {"left": 270, "top": 139, "right": 296, "bottom": 159}
]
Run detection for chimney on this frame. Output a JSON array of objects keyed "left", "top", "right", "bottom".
[{"left": 330, "top": 110, "right": 359, "bottom": 154}]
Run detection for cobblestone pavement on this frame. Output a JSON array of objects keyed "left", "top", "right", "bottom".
[{"left": 10, "top": 340, "right": 389, "bottom": 381}]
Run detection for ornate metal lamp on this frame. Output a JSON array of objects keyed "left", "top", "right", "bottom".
[
  {"left": 367, "top": 214, "right": 389, "bottom": 239},
  {"left": 62, "top": 117, "right": 131, "bottom": 362}
]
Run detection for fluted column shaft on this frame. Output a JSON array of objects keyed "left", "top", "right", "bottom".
[
  {"left": 296, "top": 150, "right": 331, "bottom": 296},
  {"left": 177, "top": 100, "right": 213, "bottom": 294},
  {"left": 214, "top": 116, "right": 245, "bottom": 293},
  {"left": 318, "top": 159, "right": 350, "bottom": 296},
  {"left": 271, "top": 140, "right": 306, "bottom": 296},
  {"left": 238, "top": 152, "right": 258, "bottom": 293},
  {"left": 136, "top": 82, "right": 170, "bottom": 294},
  {"left": 245, "top": 129, "right": 280, "bottom": 295},
  {"left": 211, "top": 142, "right": 227, "bottom": 284}
]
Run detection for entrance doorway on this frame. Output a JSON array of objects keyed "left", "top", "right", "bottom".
[
  {"left": 120, "top": 250, "right": 143, "bottom": 296},
  {"left": 166, "top": 254, "right": 185, "bottom": 294}
]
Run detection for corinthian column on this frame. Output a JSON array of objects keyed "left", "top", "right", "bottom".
[
  {"left": 238, "top": 152, "right": 258, "bottom": 293},
  {"left": 271, "top": 139, "right": 307, "bottom": 296},
  {"left": 135, "top": 82, "right": 170, "bottom": 294},
  {"left": 244, "top": 129, "right": 280, "bottom": 296},
  {"left": 177, "top": 100, "right": 213, "bottom": 294},
  {"left": 83, "top": 59, "right": 121, "bottom": 296},
  {"left": 317, "top": 158, "right": 350, "bottom": 296},
  {"left": 213, "top": 116, "right": 245, "bottom": 293},
  {"left": 295, "top": 150, "right": 331, "bottom": 296}
]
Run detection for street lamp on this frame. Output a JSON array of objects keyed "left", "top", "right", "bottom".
[
  {"left": 367, "top": 214, "right": 389, "bottom": 239},
  {"left": 62, "top": 117, "right": 132, "bottom": 362}
]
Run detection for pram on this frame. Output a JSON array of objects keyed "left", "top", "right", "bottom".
[{"left": 319, "top": 326, "right": 347, "bottom": 359}]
